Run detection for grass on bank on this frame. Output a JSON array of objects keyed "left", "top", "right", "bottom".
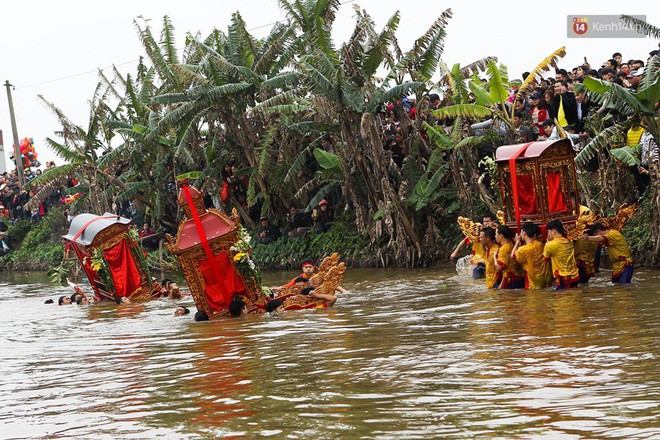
[
  {"left": 251, "top": 218, "right": 375, "bottom": 270},
  {"left": 2, "top": 206, "right": 67, "bottom": 270}
]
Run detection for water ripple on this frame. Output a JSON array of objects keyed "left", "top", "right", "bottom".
[{"left": 0, "top": 268, "right": 658, "bottom": 439}]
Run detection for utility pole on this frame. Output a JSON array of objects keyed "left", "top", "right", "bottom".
[{"left": 4, "top": 80, "right": 26, "bottom": 189}]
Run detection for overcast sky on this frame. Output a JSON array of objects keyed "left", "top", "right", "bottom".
[{"left": 0, "top": 0, "right": 657, "bottom": 169}]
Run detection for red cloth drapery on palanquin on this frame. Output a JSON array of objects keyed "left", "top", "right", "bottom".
[
  {"left": 104, "top": 239, "right": 142, "bottom": 297},
  {"left": 546, "top": 171, "right": 567, "bottom": 213},
  {"left": 516, "top": 174, "right": 537, "bottom": 215},
  {"left": 199, "top": 251, "right": 248, "bottom": 312}
]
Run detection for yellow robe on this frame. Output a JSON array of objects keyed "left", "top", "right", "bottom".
[
  {"left": 574, "top": 239, "right": 598, "bottom": 277},
  {"left": 543, "top": 237, "right": 579, "bottom": 280},
  {"left": 485, "top": 243, "right": 501, "bottom": 289},
  {"left": 515, "top": 240, "right": 552, "bottom": 290},
  {"left": 496, "top": 242, "right": 524, "bottom": 288},
  {"left": 602, "top": 230, "right": 633, "bottom": 278}
]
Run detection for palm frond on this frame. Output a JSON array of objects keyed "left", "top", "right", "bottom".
[
  {"left": 620, "top": 15, "right": 660, "bottom": 39},
  {"left": 575, "top": 121, "right": 631, "bottom": 166},
  {"left": 114, "top": 181, "right": 152, "bottom": 203},
  {"left": 455, "top": 136, "right": 483, "bottom": 149},
  {"left": 259, "top": 103, "right": 312, "bottom": 114},
  {"left": 639, "top": 55, "right": 659, "bottom": 91},
  {"left": 138, "top": 68, "right": 156, "bottom": 104},
  {"left": 468, "top": 78, "right": 494, "bottom": 105},
  {"left": 97, "top": 69, "right": 122, "bottom": 101},
  {"left": 43, "top": 138, "right": 85, "bottom": 163},
  {"left": 434, "top": 104, "right": 492, "bottom": 119},
  {"left": 37, "top": 96, "right": 83, "bottom": 141},
  {"left": 134, "top": 17, "right": 179, "bottom": 88},
  {"left": 517, "top": 47, "right": 566, "bottom": 97},
  {"left": 437, "top": 58, "right": 496, "bottom": 94},
  {"left": 299, "top": 57, "right": 337, "bottom": 102},
  {"left": 24, "top": 163, "right": 80, "bottom": 190},
  {"left": 422, "top": 121, "right": 453, "bottom": 150},
  {"left": 260, "top": 72, "right": 301, "bottom": 92},
  {"left": 160, "top": 15, "right": 179, "bottom": 65},
  {"left": 486, "top": 60, "right": 509, "bottom": 103},
  {"left": 284, "top": 134, "right": 326, "bottom": 182},
  {"left": 173, "top": 120, "right": 198, "bottom": 167},
  {"left": 304, "top": 182, "right": 338, "bottom": 212},
  {"left": 583, "top": 76, "right": 649, "bottom": 116},
  {"left": 610, "top": 145, "right": 640, "bottom": 166},
  {"left": 368, "top": 82, "right": 426, "bottom": 113}
]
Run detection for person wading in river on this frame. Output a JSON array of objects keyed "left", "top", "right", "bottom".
[
  {"left": 479, "top": 226, "right": 501, "bottom": 289},
  {"left": 450, "top": 212, "right": 496, "bottom": 279},
  {"left": 511, "top": 222, "right": 552, "bottom": 290},
  {"left": 543, "top": 220, "right": 579, "bottom": 289},
  {"left": 581, "top": 223, "right": 634, "bottom": 284},
  {"left": 493, "top": 225, "right": 525, "bottom": 289}
]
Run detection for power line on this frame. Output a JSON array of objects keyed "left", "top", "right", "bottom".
[{"left": 13, "top": 0, "right": 356, "bottom": 91}]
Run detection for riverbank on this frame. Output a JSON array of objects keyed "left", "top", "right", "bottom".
[{"left": 2, "top": 195, "right": 658, "bottom": 273}]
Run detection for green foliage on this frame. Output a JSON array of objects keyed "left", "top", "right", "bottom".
[
  {"left": 3, "top": 207, "right": 68, "bottom": 270},
  {"left": 5, "top": 219, "right": 33, "bottom": 248},
  {"left": 610, "top": 145, "right": 640, "bottom": 166},
  {"left": 145, "top": 245, "right": 182, "bottom": 276},
  {"left": 622, "top": 192, "right": 655, "bottom": 265},
  {"left": 48, "top": 260, "right": 73, "bottom": 285},
  {"left": 251, "top": 217, "right": 374, "bottom": 269}
]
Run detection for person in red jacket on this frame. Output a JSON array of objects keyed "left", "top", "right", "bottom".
[{"left": 529, "top": 92, "right": 550, "bottom": 138}]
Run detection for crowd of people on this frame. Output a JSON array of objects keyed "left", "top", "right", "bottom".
[
  {"left": 378, "top": 49, "right": 658, "bottom": 191},
  {"left": 452, "top": 211, "right": 634, "bottom": 290}
]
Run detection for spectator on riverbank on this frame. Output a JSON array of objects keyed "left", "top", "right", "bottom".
[
  {"left": 258, "top": 216, "right": 281, "bottom": 244},
  {"left": 312, "top": 199, "right": 333, "bottom": 234},
  {"left": 288, "top": 203, "right": 312, "bottom": 238}
]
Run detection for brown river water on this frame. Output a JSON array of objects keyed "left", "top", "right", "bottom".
[{"left": 0, "top": 267, "right": 658, "bottom": 439}]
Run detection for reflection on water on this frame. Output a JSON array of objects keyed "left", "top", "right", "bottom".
[{"left": 0, "top": 268, "right": 658, "bottom": 439}]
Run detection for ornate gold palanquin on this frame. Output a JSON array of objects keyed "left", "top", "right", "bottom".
[
  {"left": 495, "top": 139, "right": 581, "bottom": 230},
  {"left": 165, "top": 183, "right": 260, "bottom": 319},
  {"left": 63, "top": 213, "right": 155, "bottom": 301}
]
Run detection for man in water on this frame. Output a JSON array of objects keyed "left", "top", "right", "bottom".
[
  {"left": 277, "top": 260, "right": 348, "bottom": 294},
  {"left": 76, "top": 296, "right": 89, "bottom": 305},
  {"left": 115, "top": 296, "right": 131, "bottom": 305},
  {"left": 493, "top": 225, "right": 525, "bottom": 289},
  {"left": 174, "top": 306, "right": 190, "bottom": 316},
  {"left": 300, "top": 286, "right": 337, "bottom": 307},
  {"left": 574, "top": 236, "right": 599, "bottom": 284},
  {"left": 511, "top": 222, "right": 552, "bottom": 290},
  {"left": 450, "top": 212, "right": 496, "bottom": 279},
  {"left": 581, "top": 223, "right": 634, "bottom": 283},
  {"left": 265, "top": 299, "right": 285, "bottom": 314},
  {"left": 479, "top": 227, "right": 501, "bottom": 289},
  {"left": 543, "top": 220, "right": 579, "bottom": 289},
  {"left": 229, "top": 297, "right": 248, "bottom": 317},
  {"left": 280, "top": 260, "right": 316, "bottom": 288},
  {"left": 58, "top": 296, "right": 72, "bottom": 305},
  {"left": 194, "top": 310, "right": 209, "bottom": 321}
]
